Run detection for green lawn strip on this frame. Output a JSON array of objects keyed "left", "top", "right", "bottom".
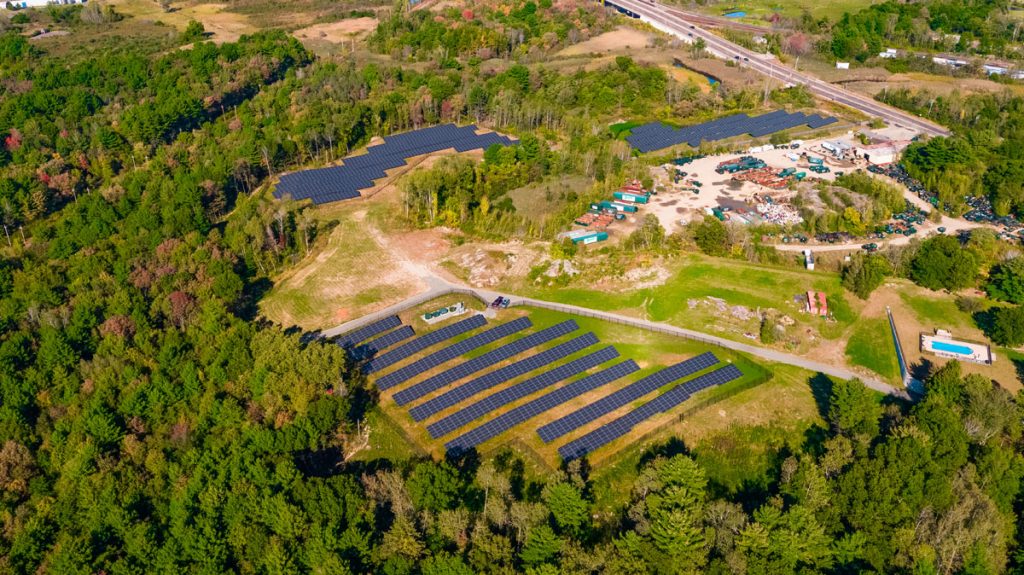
[{"left": 845, "top": 317, "right": 901, "bottom": 382}]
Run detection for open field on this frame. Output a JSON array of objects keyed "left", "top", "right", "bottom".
[
  {"left": 678, "top": 0, "right": 884, "bottom": 23},
  {"left": 524, "top": 253, "right": 857, "bottom": 344},
  {"left": 293, "top": 16, "right": 377, "bottom": 44},
  {"left": 358, "top": 297, "right": 772, "bottom": 471},
  {"left": 557, "top": 27, "right": 655, "bottom": 56},
  {"left": 259, "top": 206, "right": 423, "bottom": 331},
  {"left": 107, "top": 0, "right": 257, "bottom": 42}
]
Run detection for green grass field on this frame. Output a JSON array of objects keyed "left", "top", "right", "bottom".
[
  {"left": 526, "top": 254, "right": 857, "bottom": 341},
  {"left": 845, "top": 318, "right": 901, "bottom": 382},
  {"left": 682, "top": 0, "right": 882, "bottom": 21}
]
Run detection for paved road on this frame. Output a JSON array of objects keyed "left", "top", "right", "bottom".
[
  {"left": 323, "top": 277, "right": 907, "bottom": 399},
  {"left": 612, "top": 0, "right": 950, "bottom": 137}
]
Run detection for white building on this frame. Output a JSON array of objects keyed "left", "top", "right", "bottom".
[
  {"left": 822, "top": 140, "right": 852, "bottom": 159},
  {"left": 983, "top": 63, "right": 1007, "bottom": 75},
  {"left": 854, "top": 141, "right": 910, "bottom": 165},
  {"left": 932, "top": 56, "right": 968, "bottom": 68},
  {"left": 879, "top": 48, "right": 898, "bottom": 59},
  {"left": 835, "top": 62, "right": 850, "bottom": 70}
]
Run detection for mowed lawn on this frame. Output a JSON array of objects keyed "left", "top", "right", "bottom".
[
  {"left": 844, "top": 318, "right": 901, "bottom": 383},
  {"left": 370, "top": 298, "right": 773, "bottom": 472},
  {"left": 526, "top": 254, "right": 856, "bottom": 339}
]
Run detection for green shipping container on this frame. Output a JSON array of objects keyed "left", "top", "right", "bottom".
[
  {"left": 614, "top": 191, "right": 649, "bottom": 204},
  {"left": 571, "top": 231, "right": 609, "bottom": 245}
]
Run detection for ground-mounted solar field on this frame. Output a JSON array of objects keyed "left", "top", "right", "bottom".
[
  {"left": 332, "top": 297, "right": 771, "bottom": 468},
  {"left": 274, "top": 124, "right": 516, "bottom": 205},
  {"left": 626, "top": 109, "right": 838, "bottom": 153}
]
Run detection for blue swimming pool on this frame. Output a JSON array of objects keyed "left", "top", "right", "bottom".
[
  {"left": 931, "top": 340, "right": 973, "bottom": 356},
  {"left": 724, "top": 11, "right": 746, "bottom": 18}
]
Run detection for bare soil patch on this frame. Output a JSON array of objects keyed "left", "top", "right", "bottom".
[
  {"left": 557, "top": 26, "right": 654, "bottom": 56},
  {"left": 293, "top": 17, "right": 378, "bottom": 43}
]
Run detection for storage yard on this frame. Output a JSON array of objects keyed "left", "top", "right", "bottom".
[
  {"left": 646, "top": 137, "right": 855, "bottom": 231},
  {"left": 560, "top": 180, "right": 653, "bottom": 246},
  {"left": 332, "top": 298, "right": 768, "bottom": 467}
]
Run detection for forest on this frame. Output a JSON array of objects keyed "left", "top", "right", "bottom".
[
  {"left": 1, "top": 1, "right": 1024, "bottom": 573},
  {"left": 829, "top": 0, "right": 1014, "bottom": 61}
]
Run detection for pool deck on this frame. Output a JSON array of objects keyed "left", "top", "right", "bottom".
[{"left": 920, "top": 334, "right": 993, "bottom": 365}]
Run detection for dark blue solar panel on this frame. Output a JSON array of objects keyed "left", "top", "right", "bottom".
[
  {"left": 427, "top": 344, "right": 619, "bottom": 438},
  {"left": 411, "top": 333, "right": 601, "bottom": 422},
  {"left": 335, "top": 316, "right": 402, "bottom": 349},
  {"left": 625, "top": 111, "right": 838, "bottom": 153},
  {"left": 537, "top": 352, "right": 719, "bottom": 442},
  {"left": 558, "top": 364, "right": 743, "bottom": 460},
  {"left": 393, "top": 320, "right": 579, "bottom": 405},
  {"left": 376, "top": 317, "right": 532, "bottom": 390},
  {"left": 349, "top": 326, "right": 415, "bottom": 360},
  {"left": 274, "top": 124, "right": 516, "bottom": 205},
  {"left": 367, "top": 315, "right": 487, "bottom": 374},
  {"left": 446, "top": 360, "right": 640, "bottom": 453}
]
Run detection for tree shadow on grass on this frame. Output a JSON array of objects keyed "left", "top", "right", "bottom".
[
  {"left": 807, "top": 372, "right": 834, "bottom": 420},
  {"left": 1012, "top": 355, "right": 1024, "bottom": 388},
  {"left": 909, "top": 357, "right": 934, "bottom": 383},
  {"left": 637, "top": 437, "right": 690, "bottom": 469}
]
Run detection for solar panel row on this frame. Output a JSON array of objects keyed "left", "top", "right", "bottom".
[
  {"left": 537, "top": 351, "right": 719, "bottom": 442},
  {"left": 445, "top": 360, "right": 640, "bottom": 453},
  {"left": 274, "top": 124, "right": 516, "bottom": 205},
  {"left": 335, "top": 315, "right": 402, "bottom": 349},
  {"left": 410, "top": 332, "right": 601, "bottom": 422},
  {"left": 366, "top": 315, "right": 486, "bottom": 374},
  {"left": 376, "top": 317, "right": 532, "bottom": 390},
  {"left": 558, "top": 364, "right": 744, "bottom": 460},
  {"left": 428, "top": 344, "right": 620, "bottom": 439},
  {"left": 349, "top": 326, "right": 415, "bottom": 360},
  {"left": 625, "top": 111, "right": 838, "bottom": 153},
  {"left": 393, "top": 320, "right": 580, "bottom": 406}
]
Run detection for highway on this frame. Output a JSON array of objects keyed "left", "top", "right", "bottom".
[{"left": 611, "top": 0, "right": 951, "bottom": 138}]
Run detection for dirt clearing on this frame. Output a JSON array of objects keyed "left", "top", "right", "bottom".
[
  {"left": 558, "top": 26, "right": 654, "bottom": 56},
  {"left": 108, "top": 0, "right": 256, "bottom": 43},
  {"left": 293, "top": 17, "right": 378, "bottom": 43}
]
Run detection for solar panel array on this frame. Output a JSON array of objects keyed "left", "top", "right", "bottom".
[
  {"left": 428, "top": 345, "right": 619, "bottom": 438},
  {"left": 274, "top": 124, "right": 516, "bottom": 205},
  {"left": 366, "top": 315, "right": 486, "bottom": 374},
  {"left": 537, "top": 351, "right": 719, "bottom": 442},
  {"left": 446, "top": 360, "right": 640, "bottom": 453},
  {"left": 412, "top": 333, "right": 602, "bottom": 423},
  {"left": 559, "top": 364, "right": 744, "bottom": 460},
  {"left": 376, "top": 317, "right": 532, "bottom": 390},
  {"left": 626, "top": 110, "right": 838, "bottom": 153},
  {"left": 393, "top": 320, "right": 580, "bottom": 406},
  {"left": 335, "top": 315, "right": 402, "bottom": 349},
  {"left": 349, "top": 326, "right": 415, "bottom": 360}
]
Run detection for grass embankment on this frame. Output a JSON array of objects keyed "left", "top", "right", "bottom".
[{"left": 844, "top": 318, "right": 900, "bottom": 382}]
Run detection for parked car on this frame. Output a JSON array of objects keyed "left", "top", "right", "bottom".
[
  {"left": 490, "top": 296, "right": 503, "bottom": 308},
  {"left": 500, "top": 297, "right": 511, "bottom": 309}
]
